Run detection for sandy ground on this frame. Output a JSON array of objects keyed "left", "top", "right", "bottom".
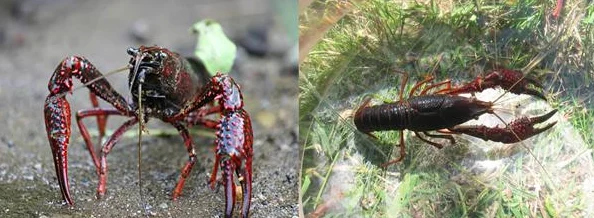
[{"left": 0, "top": 0, "right": 298, "bottom": 217}]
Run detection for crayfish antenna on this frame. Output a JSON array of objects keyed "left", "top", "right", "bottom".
[
  {"left": 55, "top": 65, "right": 130, "bottom": 99},
  {"left": 136, "top": 66, "right": 148, "bottom": 216}
]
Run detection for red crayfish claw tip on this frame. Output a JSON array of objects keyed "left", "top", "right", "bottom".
[
  {"left": 218, "top": 159, "right": 252, "bottom": 218},
  {"left": 486, "top": 69, "right": 547, "bottom": 101},
  {"left": 498, "top": 109, "right": 558, "bottom": 143},
  {"left": 524, "top": 109, "right": 558, "bottom": 135},
  {"left": 55, "top": 154, "right": 74, "bottom": 206},
  {"left": 220, "top": 159, "right": 237, "bottom": 218}
]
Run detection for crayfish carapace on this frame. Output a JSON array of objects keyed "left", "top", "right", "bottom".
[{"left": 354, "top": 69, "right": 557, "bottom": 167}]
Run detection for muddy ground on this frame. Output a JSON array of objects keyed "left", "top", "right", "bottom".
[{"left": 0, "top": 0, "right": 298, "bottom": 217}]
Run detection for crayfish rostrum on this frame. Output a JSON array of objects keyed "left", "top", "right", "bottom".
[
  {"left": 43, "top": 45, "right": 253, "bottom": 217},
  {"left": 354, "top": 69, "right": 557, "bottom": 167}
]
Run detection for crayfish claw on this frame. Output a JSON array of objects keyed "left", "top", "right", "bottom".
[
  {"left": 447, "top": 69, "right": 548, "bottom": 101},
  {"left": 239, "top": 165, "right": 252, "bottom": 218},
  {"left": 448, "top": 109, "right": 557, "bottom": 144},
  {"left": 508, "top": 74, "right": 547, "bottom": 101},
  {"left": 487, "top": 69, "right": 547, "bottom": 101},
  {"left": 522, "top": 109, "right": 558, "bottom": 138},
  {"left": 529, "top": 109, "right": 558, "bottom": 124},
  {"left": 502, "top": 109, "right": 558, "bottom": 143},
  {"left": 212, "top": 109, "right": 253, "bottom": 217},
  {"left": 221, "top": 159, "right": 236, "bottom": 218},
  {"left": 44, "top": 95, "right": 74, "bottom": 205},
  {"left": 521, "top": 87, "right": 547, "bottom": 101}
]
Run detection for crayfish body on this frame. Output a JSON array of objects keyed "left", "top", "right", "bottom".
[
  {"left": 44, "top": 45, "right": 253, "bottom": 217},
  {"left": 354, "top": 95, "right": 493, "bottom": 132},
  {"left": 354, "top": 69, "right": 557, "bottom": 167}
]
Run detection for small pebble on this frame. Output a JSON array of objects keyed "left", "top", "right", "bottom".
[{"left": 159, "top": 203, "right": 168, "bottom": 209}]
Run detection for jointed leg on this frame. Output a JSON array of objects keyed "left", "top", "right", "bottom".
[
  {"left": 97, "top": 118, "right": 138, "bottom": 197},
  {"left": 209, "top": 150, "right": 222, "bottom": 190},
  {"left": 76, "top": 108, "right": 127, "bottom": 175},
  {"left": 395, "top": 70, "right": 409, "bottom": 101},
  {"left": 185, "top": 105, "right": 222, "bottom": 129},
  {"left": 414, "top": 132, "right": 444, "bottom": 149},
  {"left": 408, "top": 75, "right": 435, "bottom": 97},
  {"left": 424, "top": 131, "right": 456, "bottom": 145},
  {"left": 89, "top": 93, "right": 107, "bottom": 146},
  {"left": 381, "top": 130, "right": 406, "bottom": 168},
  {"left": 421, "top": 79, "right": 452, "bottom": 95},
  {"left": 171, "top": 123, "right": 198, "bottom": 200}
]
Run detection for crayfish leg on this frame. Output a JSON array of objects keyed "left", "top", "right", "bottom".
[
  {"left": 171, "top": 123, "right": 198, "bottom": 200},
  {"left": 380, "top": 130, "right": 406, "bottom": 168},
  {"left": 209, "top": 153, "right": 222, "bottom": 190},
  {"left": 89, "top": 92, "right": 107, "bottom": 145}
]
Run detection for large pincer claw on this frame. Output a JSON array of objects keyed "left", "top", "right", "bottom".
[
  {"left": 44, "top": 95, "right": 74, "bottom": 205},
  {"left": 209, "top": 110, "right": 253, "bottom": 218},
  {"left": 449, "top": 109, "right": 558, "bottom": 143},
  {"left": 447, "top": 69, "right": 548, "bottom": 101},
  {"left": 483, "top": 69, "right": 547, "bottom": 101}
]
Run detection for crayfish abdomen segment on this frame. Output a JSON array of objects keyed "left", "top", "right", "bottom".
[{"left": 354, "top": 95, "right": 493, "bottom": 133}]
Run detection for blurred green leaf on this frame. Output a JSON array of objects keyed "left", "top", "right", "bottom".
[
  {"left": 301, "top": 175, "right": 311, "bottom": 196},
  {"left": 191, "top": 19, "right": 237, "bottom": 75},
  {"left": 544, "top": 196, "right": 558, "bottom": 217}
]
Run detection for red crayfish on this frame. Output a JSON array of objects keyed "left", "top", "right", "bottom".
[
  {"left": 43, "top": 45, "right": 253, "bottom": 217},
  {"left": 354, "top": 69, "right": 557, "bottom": 167}
]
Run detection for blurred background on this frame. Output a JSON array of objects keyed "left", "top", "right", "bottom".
[{"left": 0, "top": 0, "right": 298, "bottom": 217}]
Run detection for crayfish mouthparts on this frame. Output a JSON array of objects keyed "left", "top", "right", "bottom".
[{"left": 44, "top": 46, "right": 253, "bottom": 217}]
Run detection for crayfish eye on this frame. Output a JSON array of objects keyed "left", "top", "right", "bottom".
[
  {"left": 127, "top": 47, "right": 139, "bottom": 56},
  {"left": 158, "top": 52, "right": 168, "bottom": 60}
]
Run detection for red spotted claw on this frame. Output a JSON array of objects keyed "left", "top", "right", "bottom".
[{"left": 43, "top": 46, "right": 253, "bottom": 217}]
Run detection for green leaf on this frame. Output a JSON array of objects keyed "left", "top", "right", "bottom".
[
  {"left": 301, "top": 175, "right": 311, "bottom": 196},
  {"left": 190, "top": 19, "right": 237, "bottom": 76}
]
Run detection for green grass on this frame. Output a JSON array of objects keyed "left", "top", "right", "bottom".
[
  {"left": 300, "top": 0, "right": 594, "bottom": 217},
  {"left": 564, "top": 98, "right": 594, "bottom": 146}
]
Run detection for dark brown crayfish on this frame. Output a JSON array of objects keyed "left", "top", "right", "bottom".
[
  {"left": 44, "top": 45, "right": 253, "bottom": 217},
  {"left": 354, "top": 69, "right": 557, "bottom": 167}
]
